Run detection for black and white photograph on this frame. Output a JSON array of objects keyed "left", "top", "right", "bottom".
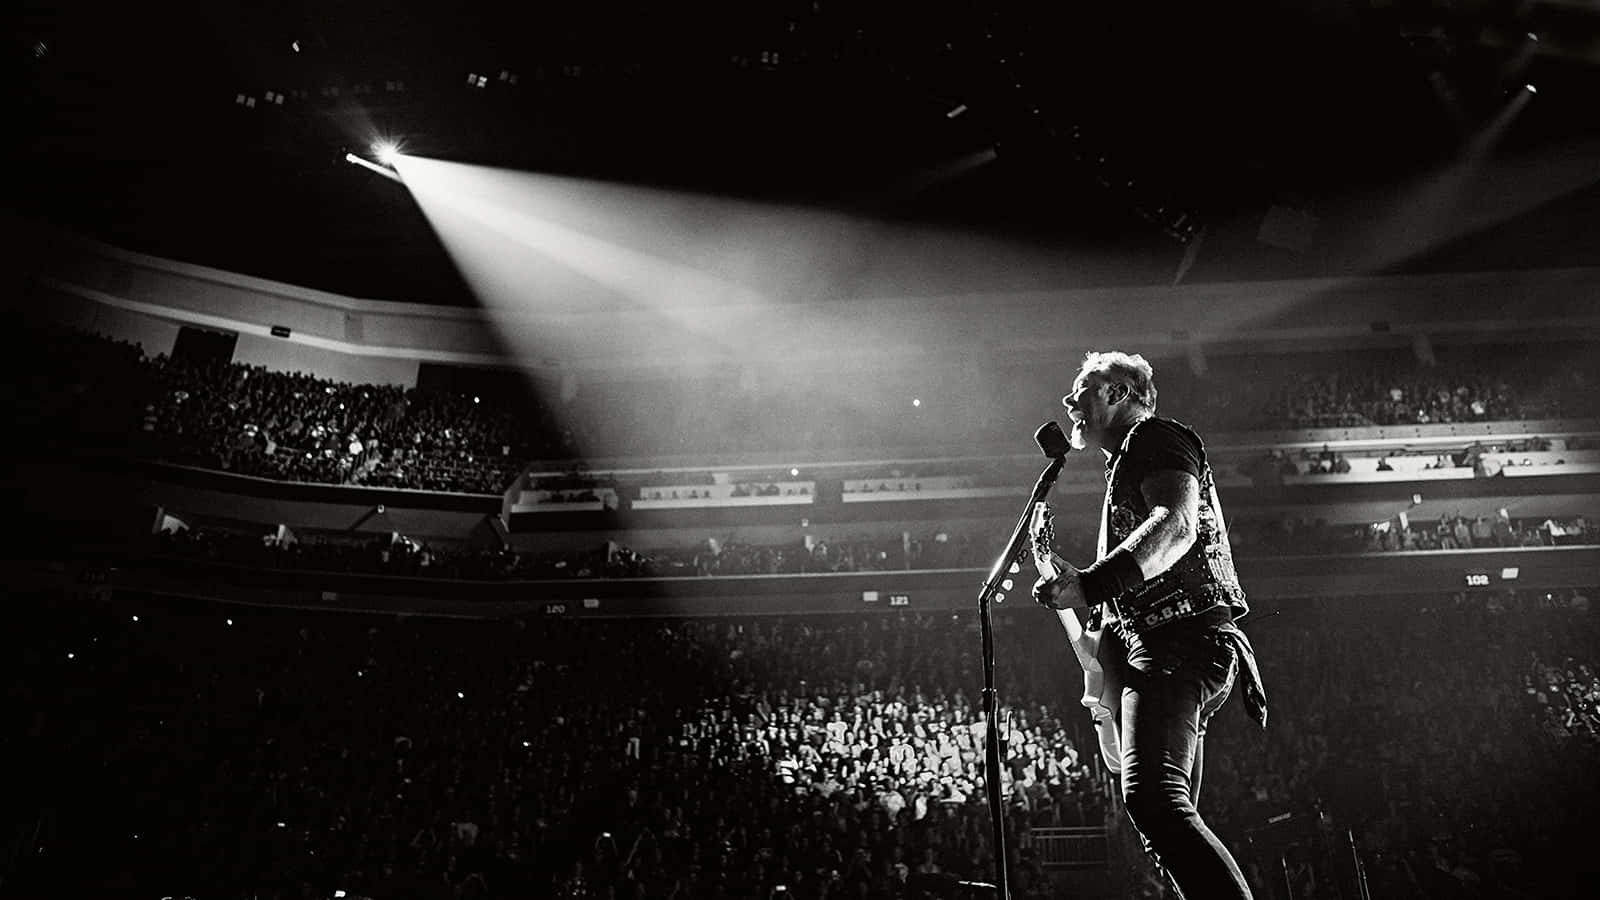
[{"left": 4, "top": 1, "right": 1598, "bottom": 898}]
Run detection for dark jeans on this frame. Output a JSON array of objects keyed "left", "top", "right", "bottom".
[{"left": 1119, "top": 628, "right": 1253, "bottom": 899}]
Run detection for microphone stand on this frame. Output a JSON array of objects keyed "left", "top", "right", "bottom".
[{"left": 975, "top": 453, "right": 1068, "bottom": 900}]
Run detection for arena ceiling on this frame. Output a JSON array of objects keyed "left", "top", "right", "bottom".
[{"left": 6, "top": 0, "right": 1600, "bottom": 306}]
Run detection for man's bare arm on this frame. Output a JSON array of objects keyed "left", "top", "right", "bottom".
[
  {"left": 1033, "top": 468, "right": 1201, "bottom": 610},
  {"left": 1116, "top": 468, "right": 1201, "bottom": 579}
]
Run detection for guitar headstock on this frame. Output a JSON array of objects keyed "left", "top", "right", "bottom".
[{"left": 1028, "top": 502, "right": 1056, "bottom": 576}]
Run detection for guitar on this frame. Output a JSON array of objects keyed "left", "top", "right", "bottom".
[{"left": 1029, "top": 501, "right": 1125, "bottom": 773}]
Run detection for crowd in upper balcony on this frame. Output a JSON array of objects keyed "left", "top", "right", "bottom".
[
  {"left": 1171, "top": 344, "right": 1599, "bottom": 432},
  {"left": 4, "top": 321, "right": 563, "bottom": 493},
  {"left": 142, "top": 356, "right": 563, "bottom": 494},
  {"left": 8, "top": 322, "right": 1598, "bottom": 495}
]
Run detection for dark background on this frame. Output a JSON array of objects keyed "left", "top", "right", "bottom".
[{"left": 6, "top": 0, "right": 1598, "bottom": 305}]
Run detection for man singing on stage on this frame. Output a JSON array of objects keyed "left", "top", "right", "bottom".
[{"left": 1033, "top": 351, "right": 1267, "bottom": 899}]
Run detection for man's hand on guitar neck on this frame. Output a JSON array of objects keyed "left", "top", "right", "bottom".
[{"left": 1033, "top": 562, "right": 1089, "bottom": 611}]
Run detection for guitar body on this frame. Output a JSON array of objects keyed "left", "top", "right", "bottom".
[
  {"left": 1053, "top": 605, "right": 1125, "bottom": 774},
  {"left": 1030, "top": 502, "right": 1125, "bottom": 774}
]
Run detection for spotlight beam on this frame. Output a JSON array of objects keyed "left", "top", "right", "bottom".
[{"left": 345, "top": 152, "right": 403, "bottom": 183}]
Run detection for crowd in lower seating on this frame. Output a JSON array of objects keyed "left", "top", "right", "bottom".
[
  {"left": 13, "top": 588, "right": 1598, "bottom": 899},
  {"left": 13, "top": 598, "right": 1096, "bottom": 900},
  {"left": 1528, "top": 646, "right": 1600, "bottom": 745},
  {"left": 1199, "top": 589, "right": 1597, "bottom": 899}
]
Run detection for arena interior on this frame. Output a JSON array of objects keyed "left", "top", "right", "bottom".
[{"left": 4, "top": 2, "right": 1600, "bottom": 899}]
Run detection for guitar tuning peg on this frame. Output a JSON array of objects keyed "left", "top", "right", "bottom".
[
  {"left": 995, "top": 593, "right": 1005, "bottom": 603},
  {"left": 1002, "top": 579, "right": 1014, "bottom": 591},
  {"left": 1009, "top": 561, "right": 1021, "bottom": 575}
]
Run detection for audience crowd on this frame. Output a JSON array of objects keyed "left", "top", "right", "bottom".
[
  {"left": 147, "top": 526, "right": 1013, "bottom": 582},
  {"left": 1528, "top": 647, "right": 1600, "bottom": 746},
  {"left": 1246, "top": 435, "right": 1596, "bottom": 485},
  {"left": 1231, "top": 512, "right": 1595, "bottom": 557},
  {"left": 1177, "top": 346, "right": 1600, "bottom": 432},
  {"left": 14, "top": 598, "right": 1097, "bottom": 900},
  {"left": 12, "top": 588, "right": 1598, "bottom": 899},
  {"left": 141, "top": 356, "right": 560, "bottom": 494},
  {"left": 10, "top": 323, "right": 1599, "bottom": 495},
  {"left": 1199, "top": 589, "right": 1597, "bottom": 899},
  {"left": 4, "top": 322, "right": 564, "bottom": 494},
  {"left": 141, "top": 508, "right": 1593, "bottom": 585}
]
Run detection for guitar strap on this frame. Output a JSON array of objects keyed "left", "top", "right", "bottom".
[
  {"left": 1098, "top": 416, "right": 1152, "bottom": 559},
  {"left": 1090, "top": 421, "right": 1144, "bottom": 632},
  {"left": 1205, "top": 463, "right": 1231, "bottom": 548},
  {"left": 1095, "top": 454, "right": 1115, "bottom": 560}
]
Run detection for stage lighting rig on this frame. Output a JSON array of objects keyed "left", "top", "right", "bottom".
[
  {"left": 373, "top": 141, "right": 401, "bottom": 165},
  {"left": 345, "top": 150, "right": 403, "bottom": 183}
]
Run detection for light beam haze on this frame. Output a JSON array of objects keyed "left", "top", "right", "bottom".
[{"left": 386, "top": 155, "right": 1130, "bottom": 458}]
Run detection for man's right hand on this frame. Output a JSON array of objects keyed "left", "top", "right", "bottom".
[{"left": 1033, "top": 567, "right": 1088, "bottom": 610}]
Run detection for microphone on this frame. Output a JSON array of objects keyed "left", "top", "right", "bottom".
[{"left": 1035, "top": 421, "right": 1072, "bottom": 459}]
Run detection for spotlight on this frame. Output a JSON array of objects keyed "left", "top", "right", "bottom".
[
  {"left": 345, "top": 151, "right": 403, "bottom": 183},
  {"left": 373, "top": 141, "right": 401, "bottom": 165},
  {"left": 1524, "top": 84, "right": 1537, "bottom": 94}
]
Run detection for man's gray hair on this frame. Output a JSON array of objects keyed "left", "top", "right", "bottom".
[{"left": 1078, "top": 350, "right": 1157, "bottom": 412}]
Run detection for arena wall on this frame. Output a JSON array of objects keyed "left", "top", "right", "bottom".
[{"left": 15, "top": 219, "right": 1600, "bottom": 389}]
